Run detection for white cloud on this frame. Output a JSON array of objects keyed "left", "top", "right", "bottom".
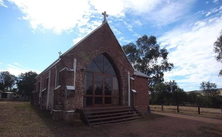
[
  {"left": 7, "top": 0, "right": 127, "bottom": 35},
  {"left": 192, "top": 21, "right": 206, "bottom": 30},
  {"left": 213, "top": 0, "right": 219, "bottom": 4},
  {"left": 196, "top": 10, "right": 206, "bottom": 15},
  {"left": 118, "top": 36, "right": 133, "bottom": 45},
  {"left": 112, "top": 27, "right": 122, "bottom": 35},
  {"left": 0, "top": 0, "right": 7, "bottom": 7},
  {"left": 89, "top": 0, "right": 126, "bottom": 17},
  {"left": 133, "top": 33, "right": 141, "bottom": 39},
  {"left": 206, "top": 6, "right": 222, "bottom": 17},
  {"left": 143, "top": 0, "right": 195, "bottom": 26},
  {"left": 7, "top": 0, "right": 196, "bottom": 35},
  {"left": 123, "top": 21, "right": 133, "bottom": 32},
  {"left": 0, "top": 64, "right": 40, "bottom": 76},
  {"left": 110, "top": 0, "right": 195, "bottom": 27},
  {"left": 205, "top": 12, "right": 211, "bottom": 16},
  {"left": 159, "top": 16, "right": 222, "bottom": 90},
  {"left": 14, "top": 62, "right": 22, "bottom": 67},
  {"left": 8, "top": 0, "right": 92, "bottom": 34},
  {"left": 72, "top": 20, "right": 101, "bottom": 45},
  {"left": 124, "top": 0, "right": 162, "bottom": 14},
  {"left": 133, "top": 20, "right": 142, "bottom": 27},
  {"left": 72, "top": 37, "right": 84, "bottom": 45}
]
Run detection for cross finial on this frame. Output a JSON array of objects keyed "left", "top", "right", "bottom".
[
  {"left": 58, "top": 51, "right": 62, "bottom": 56},
  {"left": 102, "top": 11, "right": 108, "bottom": 23}
]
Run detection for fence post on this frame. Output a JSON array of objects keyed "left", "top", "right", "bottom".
[
  {"left": 177, "top": 105, "right": 179, "bottom": 113},
  {"left": 198, "top": 106, "right": 200, "bottom": 114},
  {"left": 221, "top": 107, "right": 222, "bottom": 118},
  {"left": 161, "top": 104, "right": 163, "bottom": 111}
]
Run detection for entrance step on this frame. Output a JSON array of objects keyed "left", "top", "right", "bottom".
[{"left": 76, "top": 106, "right": 142, "bottom": 126}]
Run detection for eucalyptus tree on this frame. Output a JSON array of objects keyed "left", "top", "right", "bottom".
[
  {"left": 214, "top": 31, "right": 222, "bottom": 76},
  {"left": 123, "top": 35, "right": 173, "bottom": 87},
  {"left": 0, "top": 71, "right": 16, "bottom": 91}
]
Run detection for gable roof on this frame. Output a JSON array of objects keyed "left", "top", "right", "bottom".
[
  {"left": 61, "top": 22, "right": 107, "bottom": 57},
  {"left": 37, "top": 21, "right": 133, "bottom": 77}
]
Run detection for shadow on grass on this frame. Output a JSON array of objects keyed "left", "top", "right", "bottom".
[{"left": 28, "top": 104, "right": 167, "bottom": 136}]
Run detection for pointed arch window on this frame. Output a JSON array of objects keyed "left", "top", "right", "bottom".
[
  {"left": 84, "top": 54, "right": 119, "bottom": 106},
  {"left": 87, "top": 54, "right": 116, "bottom": 75}
]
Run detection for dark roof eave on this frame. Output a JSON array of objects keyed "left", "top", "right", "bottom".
[
  {"left": 133, "top": 70, "right": 150, "bottom": 79},
  {"left": 36, "top": 58, "right": 61, "bottom": 78}
]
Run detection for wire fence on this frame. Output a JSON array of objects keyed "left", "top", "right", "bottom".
[{"left": 150, "top": 105, "right": 222, "bottom": 118}]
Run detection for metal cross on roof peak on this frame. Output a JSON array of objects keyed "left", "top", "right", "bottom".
[
  {"left": 58, "top": 51, "right": 62, "bottom": 56},
  {"left": 102, "top": 11, "right": 108, "bottom": 23}
]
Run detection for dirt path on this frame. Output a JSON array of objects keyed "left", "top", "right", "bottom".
[{"left": 153, "top": 111, "right": 222, "bottom": 125}]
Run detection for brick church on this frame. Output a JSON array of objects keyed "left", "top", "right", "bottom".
[{"left": 32, "top": 12, "right": 150, "bottom": 126}]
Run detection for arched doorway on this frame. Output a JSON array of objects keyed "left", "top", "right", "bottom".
[{"left": 84, "top": 54, "right": 119, "bottom": 107}]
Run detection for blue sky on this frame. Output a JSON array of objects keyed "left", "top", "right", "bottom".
[{"left": 0, "top": 0, "right": 222, "bottom": 91}]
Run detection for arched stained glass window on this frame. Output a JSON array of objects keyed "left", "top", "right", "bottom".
[
  {"left": 84, "top": 54, "right": 119, "bottom": 106},
  {"left": 86, "top": 54, "right": 116, "bottom": 75}
]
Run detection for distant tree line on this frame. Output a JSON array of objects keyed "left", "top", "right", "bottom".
[
  {"left": 0, "top": 71, "right": 37, "bottom": 100},
  {"left": 150, "top": 81, "right": 222, "bottom": 108}
]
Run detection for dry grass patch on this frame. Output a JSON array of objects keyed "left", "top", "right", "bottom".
[
  {"left": 1, "top": 101, "right": 221, "bottom": 137},
  {"left": 0, "top": 101, "right": 64, "bottom": 137}
]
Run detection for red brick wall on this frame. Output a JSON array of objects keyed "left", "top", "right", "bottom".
[
  {"left": 60, "top": 22, "right": 134, "bottom": 109},
  {"left": 35, "top": 61, "right": 65, "bottom": 110},
  {"left": 133, "top": 76, "right": 149, "bottom": 113},
  {"left": 35, "top": 22, "right": 138, "bottom": 111},
  {"left": 34, "top": 22, "right": 151, "bottom": 121}
]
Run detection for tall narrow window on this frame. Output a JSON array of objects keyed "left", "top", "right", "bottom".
[
  {"left": 46, "top": 78, "right": 49, "bottom": 90},
  {"left": 38, "top": 82, "right": 40, "bottom": 92}
]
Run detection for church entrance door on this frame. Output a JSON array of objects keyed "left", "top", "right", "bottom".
[{"left": 94, "top": 74, "right": 112, "bottom": 106}]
